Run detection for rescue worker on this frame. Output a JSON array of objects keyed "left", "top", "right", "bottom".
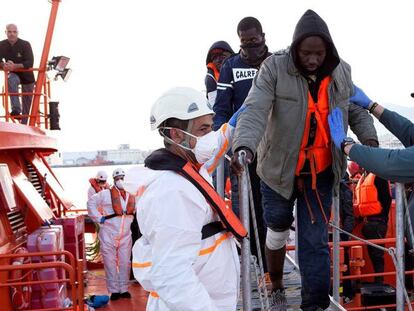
[
  {"left": 87, "top": 170, "right": 109, "bottom": 200},
  {"left": 231, "top": 10, "right": 379, "bottom": 310},
  {"left": 329, "top": 85, "right": 414, "bottom": 183},
  {"left": 205, "top": 41, "right": 234, "bottom": 106},
  {"left": 87, "top": 168, "right": 135, "bottom": 300},
  {"left": 125, "top": 87, "right": 245, "bottom": 311},
  {"left": 353, "top": 165, "right": 391, "bottom": 283}
]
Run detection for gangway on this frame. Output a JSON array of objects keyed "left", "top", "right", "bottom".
[{"left": 215, "top": 156, "right": 414, "bottom": 310}]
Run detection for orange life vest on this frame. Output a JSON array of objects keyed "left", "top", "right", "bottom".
[
  {"left": 182, "top": 162, "right": 247, "bottom": 239},
  {"left": 110, "top": 186, "right": 135, "bottom": 216},
  {"left": 295, "top": 76, "right": 332, "bottom": 189},
  {"left": 89, "top": 178, "right": 109, "bottom": 193},
  {"left": 355, "top": 173, "right": 383, "bottom": 217},
  {"left": 207, "top": 62, "right": 220, "bottom": 81}
]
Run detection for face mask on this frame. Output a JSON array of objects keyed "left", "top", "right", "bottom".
[
  {"left": 240, "top": 41, "right": 267, "bottom": 66},
  {"left": 115, "top": 180, "right": 124, "bottom": 190},
  {"left": 192, "top": 131, "right": 220, "bottom": 164},
  {"left": 159, "top": 127, "right": 219, "bottom": 164}
]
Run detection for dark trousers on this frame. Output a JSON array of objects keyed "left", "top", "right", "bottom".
[
  {"left": 362, "top": 220, "right": 387, "bottom": 282},
  {"left": 261, "top": 170, "right": 333, "bottom": 310}
]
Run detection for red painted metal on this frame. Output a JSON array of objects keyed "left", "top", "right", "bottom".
[
  {"left": 30, "top": 0, "right": 61, "bottom": 126},
  {"left": 0, "top": 122, "right": 57, "bottom": 151},
  {"left": 26, "top": 151, "right": 75, "bottom": 210}
]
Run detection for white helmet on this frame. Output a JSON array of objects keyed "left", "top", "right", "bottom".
[
  {"left": 95, "top": 170, "right": 108, "bottom": 181},
  {"left": 112, "top": 168, "right": 125, "bottom": 179},
  {"left": 150, "top": 87, "right": 214, "bottom": 130}
]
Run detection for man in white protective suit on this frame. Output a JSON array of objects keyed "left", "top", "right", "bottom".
[
  {"left": 124, "top": 87, "right": 247, "bottom": 311},
  {"left": 87, "top": 168, "right": 135, "bottom": 300}
]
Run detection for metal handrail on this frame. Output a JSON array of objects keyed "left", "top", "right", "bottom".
[
  {"left": 1, "top": 68, "right": 51, "bottom": 127},
  {"left": 0, "top": 250, "right": 84, "bottom": 310},
  {"left": 0, "top": 261, "right": 77, "bottom": 311}
]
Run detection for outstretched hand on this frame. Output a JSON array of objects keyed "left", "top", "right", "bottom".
[
  {"left": 328, "top": 108, "right": 346, "bottom": 150},
  {"left": 350, "top": 84, "right": 372, "bottom": 109},
  {"left": 229, "top": 104, "right": 247, "bottom": 127}
]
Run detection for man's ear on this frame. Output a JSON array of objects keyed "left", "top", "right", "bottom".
[{"left": 169, "top": 128, "right": 184, "bottom": 143}]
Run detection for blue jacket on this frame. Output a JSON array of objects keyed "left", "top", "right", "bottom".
[
  {"left": 213, "top": 54, "right": 259, "bottom": 130},
  {"left": 350, "top": 109, "right": 414, "bottom": 183}
]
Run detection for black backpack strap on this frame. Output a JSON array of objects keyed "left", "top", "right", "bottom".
[{"left": 201, "top": 221, "right": 226, "bottom": 240}]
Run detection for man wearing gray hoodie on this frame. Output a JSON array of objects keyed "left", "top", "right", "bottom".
[{"left": 231, "top": 10, "right": 378, "bottom": 311}]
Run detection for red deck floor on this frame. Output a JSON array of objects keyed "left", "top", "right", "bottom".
[{"left": 85, "top": 269, "right": 148, "bottom": 310}]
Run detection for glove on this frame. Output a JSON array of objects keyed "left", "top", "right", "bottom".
[
  {"left": 328, "top": 108, "right": 346, "bottom": 150},
  {"left": 350, "top": 84, "right": 372, "bottom": 109},
  {"left": 99, "top": 216, "right": 106, "bottom": 224},
  {"left": 228, "top": 104, "right": 247, "bottom": 127},
  {"left": 230, "top": 147, "right": 253, "bottom": 175}
]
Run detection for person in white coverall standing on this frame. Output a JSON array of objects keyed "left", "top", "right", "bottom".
[
  {"left": 87, "top": 170, "right": 109, "bottom": 200},
  {"left": 87, "top": 168, "right": 135, "bottom": 300},
  {"left": 124, "top": 87, "right": 247, "bottom": 311}
]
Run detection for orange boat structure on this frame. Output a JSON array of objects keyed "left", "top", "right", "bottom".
[{"left": 0, "top": 1, "right": 412, "bottom": 311}]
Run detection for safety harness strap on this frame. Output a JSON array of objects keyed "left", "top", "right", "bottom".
[{"left": 201, "top": 221, "right": 225, "bottom": 240}]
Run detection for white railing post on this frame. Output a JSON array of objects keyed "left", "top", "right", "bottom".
[
  {"left": 332, "top": 187, "right": 341, "bottom": 303},
  {"left": 395, "top": 183, "right": 406, "bottom": 310},
  {"left": 239, "top": 150, "right": 252, "bottom": 311}
]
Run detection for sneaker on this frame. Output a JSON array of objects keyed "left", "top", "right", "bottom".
[
  {"left": 10, "top": 110, "right": 21, "bottom": 117},
  {"left": 110, "top": 293, "right": 121, "bottom": 301},
  {"left": 120, "top": 291, "right": 131, "bottom": 298},
  {"left": 269, "top": 289, "right": 287, "bottom": 311}
]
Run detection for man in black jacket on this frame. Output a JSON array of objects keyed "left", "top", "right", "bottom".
[{"left": 0, "top": 24, "right": 35, "bottom": 124}]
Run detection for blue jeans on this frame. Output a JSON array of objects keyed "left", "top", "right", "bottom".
[
  {"left": 8, "top": 73, "right": 34, "bottom": 124},
  {"left": 261, "top": 169, "right": 333, "bottom": 310}
]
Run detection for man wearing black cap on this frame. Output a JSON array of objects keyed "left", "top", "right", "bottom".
[{"left": 231, "top": 10, "right": 378, "bottom": 310}]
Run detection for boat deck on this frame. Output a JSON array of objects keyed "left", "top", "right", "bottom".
[
  {"left": 85, "top": 250, "right": 340, "bottom": 311},
  {"left": 85, "top": 270, "right": 148, "bottom": 310}
]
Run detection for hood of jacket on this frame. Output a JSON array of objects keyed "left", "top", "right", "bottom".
[
  {"left": 290, "top": 9, "right": 339, "bottom": 77},
  {"left": 206, "top": 41, "right": 234, "bottom": 65}
]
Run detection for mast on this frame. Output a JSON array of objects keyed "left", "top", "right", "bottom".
[{"left": 29, "top": 0, "right": 61, "bottom": 127}]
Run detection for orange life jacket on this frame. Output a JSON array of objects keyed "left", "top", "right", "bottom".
[
  {"left": 295, "top": 76, "right": 332, "bottom": 189},
  {"left": 355, "top": 173, "right": 384, "bottom": 217},
  {"left": 145, "top": 148, "right": 247, "bottom": 240},
  {"left": 207, "top": 62, "right": 220, "bottom": 81},
  {"left": 110, "top": 186, "right": 135, "bottom": 216},
  {"left": 89, "top": 178, "right": 109, "bottom": 193}
]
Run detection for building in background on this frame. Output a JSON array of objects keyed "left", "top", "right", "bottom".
[{"left": 59, "top": 144, "right": 151, "bottom": 167}]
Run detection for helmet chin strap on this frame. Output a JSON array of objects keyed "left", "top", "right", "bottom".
[{"left": 181, "top": 119, "right": 193, "bottom": 149}]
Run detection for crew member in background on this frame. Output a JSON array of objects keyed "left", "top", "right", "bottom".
[
  {"left": 87, "top": 168, "right": 135, "bottom": 301},
  {"left": 353, "top": 163, "right": 391, "bottom": 282},
  {"left": 87, "top": 170, "right": 109, "bottom": 200},
  {"left": 214, "top": 17, "right": 271, "bottom": 273},
  {"left": 0, "top": 24, "right": 35, "bottom": 124},
  {"left": 205, "top": 41, "right": 234, "bottom": 107},
  {"left": 126, "top": 87, "right": 244, "bottom": 311}
]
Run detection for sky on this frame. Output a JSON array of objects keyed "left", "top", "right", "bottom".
[{"left": 1, "top": 0, "right": 414, "bottom": 152}]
